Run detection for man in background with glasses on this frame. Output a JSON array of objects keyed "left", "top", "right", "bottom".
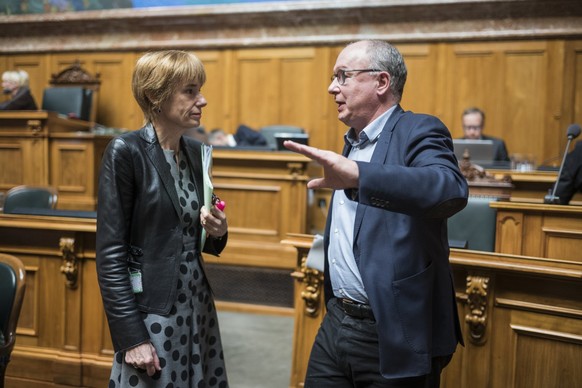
[
  {"left": 285, "top": 40, "right": 468, "bottom": 387},
  {"left": 461, "top": 107, "right": 510, "bottom": 162}
]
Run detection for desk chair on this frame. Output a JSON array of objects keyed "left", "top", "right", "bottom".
[
  {"left": 43, "top": 60, "right": 101, "bottom": 122},
  {"left": 259, "top": 125, "right": 304, "bottom": 150},
  {"left": 0, "top": 254, "right": 26, "bottom": 388},
  {"left": 41, "top": 86, "right": 93, "bottom": 121},
  {"left": 448, "top": 196, "right": 498, "bottom": 252},
  {"left": 3, "top": 186, "right": 58, "bottom": 214}
]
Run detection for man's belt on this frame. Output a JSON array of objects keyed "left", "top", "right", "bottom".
[{"left": 339, "top": 298, "right": 375, "bottom": 320}]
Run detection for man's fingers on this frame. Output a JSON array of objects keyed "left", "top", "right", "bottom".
[
  {"left": 307, "top": 178, "right": 326, "bottom": 190},
  {"left": 283, "top": 140, "right": 322, "bottom": 161}
]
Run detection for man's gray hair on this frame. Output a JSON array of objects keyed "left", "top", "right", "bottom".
[{"left": 365, "top": 40, "right": 408, "bottom": 102}]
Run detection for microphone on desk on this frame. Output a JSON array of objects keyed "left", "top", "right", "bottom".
[{"left": 544, "top": 124, "right": 582, "bottom": 204}]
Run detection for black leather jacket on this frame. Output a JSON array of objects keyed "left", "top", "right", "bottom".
[{"left": 96, "top": 123, "right": 227, "bottom": 352}]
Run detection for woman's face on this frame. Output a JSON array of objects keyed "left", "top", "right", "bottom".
[
  {"left": 160, "top": 79, "right": 207, "bottom": 131},
  {"left": 2, "top": 77, "right": 18, "bottom": 95}
]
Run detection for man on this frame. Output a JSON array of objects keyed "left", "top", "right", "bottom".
[
  {"left": 0, "top": 70, "right": 38, "bottom": 111},
  {"left": 284, "top": 40, "right": 468, "bottom": 387},
  {"left": 555, "top": 141, "right": 582, "bottom": 205},
  {"left": 461, "top": 107, "right": 509, "bottom": 161}
]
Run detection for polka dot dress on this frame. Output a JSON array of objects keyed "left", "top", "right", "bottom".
[{"left": 108, "top": 149, "right": 229, "bottom": 388}]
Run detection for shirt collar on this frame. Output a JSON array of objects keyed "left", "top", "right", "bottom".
[{"left": 343, "top": 105, "right": 396, "bottom": 149}]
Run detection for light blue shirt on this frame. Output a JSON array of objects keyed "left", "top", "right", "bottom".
[{"left": 328, "top": 106, "right": 396, "bottom": 303}]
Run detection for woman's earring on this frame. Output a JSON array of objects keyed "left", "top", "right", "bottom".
[{"left": 157, "top": 108, "right": 162, "bottom": 113}]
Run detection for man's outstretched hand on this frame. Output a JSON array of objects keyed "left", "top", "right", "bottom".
[{"left": 283, "top": 140, "right": 359, "bottom": 190}]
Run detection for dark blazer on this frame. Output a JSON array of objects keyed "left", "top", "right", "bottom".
[
  {"left": 233, "top": 124, "right": 268, "bottom": 146},
  {"left": 0, "top": 87, "right": 37, "bottom": 110},
  {"left": 96, "top": 123, "right": 227, "bottom": 352},
  {"left": 555, "top": 141, "right": 582, "bottom": 205},
  {"left": 482, "top": 134, "right": 509, "bottom": 161},
  {"left": 324, "top": 105, "right": 468, "bottom": 379}
]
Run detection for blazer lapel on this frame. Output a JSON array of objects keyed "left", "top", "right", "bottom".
[
  {"left": 141, "top": 123, "right": 183, "bottom": 218},
  {"left": 353, "top": 105, "right": 404, "bottom": 244}
]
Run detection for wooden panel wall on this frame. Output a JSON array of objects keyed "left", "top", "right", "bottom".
[
  {"left": 571, "top": 41, "right": 582, "bottom": 128},
  {"left": 1, "top": 39, "right": 581, "bottom": 163}
]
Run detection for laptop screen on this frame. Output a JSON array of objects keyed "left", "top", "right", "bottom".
[
  {"left": 453, "top": 139, "right": 495, "bottom": 164},
  {"left": 274, "top": 133, "right": 309, "bottom": 151}
]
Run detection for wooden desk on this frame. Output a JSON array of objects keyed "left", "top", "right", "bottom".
[
  {"left": 0, "top": 111, "right": 112, "bottom": 211},
  {"left": 488, "top": 169, "right": 582, "bottom": 204},
  {"left": 443, "top": 249, "right": 582, "bottom": 388},
  {"left": 0, "top": 213, "right": 112, "bottom": 388},
  {"left": 492, "top": 201, "right": 582, "bottom": 261},
  {"left": 210, "top": 149, "right": 310, "bottom": 270}
]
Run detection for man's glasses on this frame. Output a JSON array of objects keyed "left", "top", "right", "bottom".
[{"left": 330, "top": 69, "right": 381, "bottom": 86}]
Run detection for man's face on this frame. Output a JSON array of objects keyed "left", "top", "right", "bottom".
[
  {"left": 462, "top": 112, "right": 484, "bottom": 139},
  {"left": 328, "top": 42, "right": 382, "bottom": 131}
]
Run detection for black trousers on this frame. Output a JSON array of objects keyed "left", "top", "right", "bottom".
[{"left": 304, "top": 298, "right": 452, "bottom": 388}]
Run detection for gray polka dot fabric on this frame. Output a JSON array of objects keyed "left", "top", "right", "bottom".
[{"left": 108, "top": 149, "right": 229, "bottom": 388}]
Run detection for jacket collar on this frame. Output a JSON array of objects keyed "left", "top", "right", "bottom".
[
  {"left": 141, "top": 122, "right": 183, "bottom": 217},
  {"left": 352, "top": 104, "right": 405, "bottom": 248}
]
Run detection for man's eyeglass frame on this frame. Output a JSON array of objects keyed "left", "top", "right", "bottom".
[{"left": 331, "top": 69, "right": 382, "bottom": 85}]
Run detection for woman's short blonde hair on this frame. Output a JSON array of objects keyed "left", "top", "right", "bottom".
[
  {"left": 2, "top": 70, "right": 29, "bottom": 87},
  {"left": 132, "top": 50, "right": 206, "bottom": 123}
]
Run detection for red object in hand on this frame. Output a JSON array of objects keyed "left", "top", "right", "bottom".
[
  {"left": 215, "top": 200, "right": 226, "bottom": 211},
  {"left": 212, "top": 193, "right": 226, "bottom": 211}
]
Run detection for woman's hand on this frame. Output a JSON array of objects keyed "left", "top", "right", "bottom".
[
  {"left": 200, "top": 205, "right": 227, "bottom": 238},
  {"left": 124, "top": 341, "right": 161, "bottom": 376}
]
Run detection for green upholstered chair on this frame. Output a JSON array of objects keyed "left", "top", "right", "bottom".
[
  {"left": 0, "top": 254, "right": 26, "bottom": 388},
  {"left": 2, "top": 185, "right": 57, "bottom": 214},
  {"left": 448, "top": 196, "right": 498, "bottom": 252}
]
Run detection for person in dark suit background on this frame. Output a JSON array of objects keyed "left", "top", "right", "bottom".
[
  {"left": 284, "top": 40, "right": 468, "bottom": 387},
  {"left": 555, "top": 141, "right": 582, "bottom": 205},
  {"left": 0, "top": 70, "right": 38, "bottom": 110},
  {"left": 461, "top": 107, "right": 509, "bottom": 162},
  {"left": 207, "top": 124, "right": 268, "bottom": 147}
]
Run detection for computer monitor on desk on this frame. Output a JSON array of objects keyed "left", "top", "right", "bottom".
[
  {"left": 453, "top": 139, "right": 495, "bottom": 166},
  {"left": 275, "top": 133, "right": 309, "bottom": 151}
]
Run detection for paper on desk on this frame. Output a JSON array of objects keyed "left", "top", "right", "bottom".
[{"left": 200, "top": 143, "right": 213, "bottom": 248}]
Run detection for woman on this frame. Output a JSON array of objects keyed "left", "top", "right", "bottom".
[
  {"left": 0, "top": 70, "right": 38, "bottom": 110},
  {"left": 96, "top": 50, "right": 229, "bottom": 387}
]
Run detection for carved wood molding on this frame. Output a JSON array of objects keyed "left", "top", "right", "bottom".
[
  {"left": 49, "top": 60, "right": 101, "bottom": 89},
  {"left": 291, "top": 255, "right": 324, "bottom": 317},
  {"left": 465, "top": 274, "right": 490, "bottom": 345},
  {"left": 26, "top": 119, "right": 42, "bottom": 135},
  {"left": 0, "top": 0, "right": 581, "bottom": 53},
  {"left": 59, "top": 237, "right": 78, "bottom": 289}
]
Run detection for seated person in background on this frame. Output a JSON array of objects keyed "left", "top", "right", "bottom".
[
  {"left": 461, "top": 107, "right": 509, "bottom": 162},
  {"left": 208, "top": 124, "right": 268, "bottom": 147},
  {"left": 0, "top": 70, "right": 38, "bottom": 110},
  {"left": 207, "top": 128, "right": 236, "bottom": 147},
  {"left": 555, "top": 141, "right": 582, "bottom": 205}
]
